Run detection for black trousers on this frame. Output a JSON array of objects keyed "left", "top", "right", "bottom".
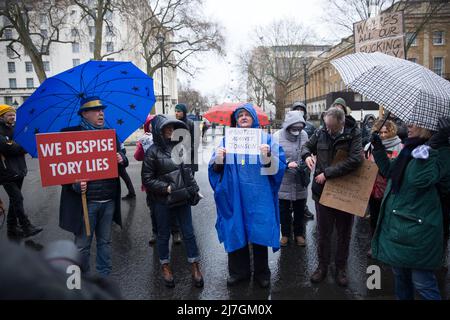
[
  {"left": 279, "top": 199, "right": 306, "bottom": 237},
  {"left": 119, "top": 166, "right": 135, "bottom": 195},
  {"left": 2, "top": 178, "right": 29, "bottom": 226},
  {"left": 228, "top": 244, "right": 270, "bottom": 280}
]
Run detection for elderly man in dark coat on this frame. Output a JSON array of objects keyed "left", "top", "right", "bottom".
[{"left": 59, "top": 96, "right": 128, "bottom": 277}]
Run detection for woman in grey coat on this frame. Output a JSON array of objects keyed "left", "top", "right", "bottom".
[{"left": 273, "top": 111, "right": 309, "bottom": 246}]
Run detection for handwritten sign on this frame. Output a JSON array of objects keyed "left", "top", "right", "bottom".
[
  {"left": 319, "top": 151, "right": 378, "bottom": 217},
  {"left": 225, "top": 127, "right": 261, "bottom": 155},
  {"left": 36, "top": 130, "right": 118, "bottom": 187},
  {"left": 354, "top": 11, "right": 405, "bottom": 58}
]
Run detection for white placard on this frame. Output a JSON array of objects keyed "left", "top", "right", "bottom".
[{"left": 225, "top": 127, "right": 262, "bottom": 155}]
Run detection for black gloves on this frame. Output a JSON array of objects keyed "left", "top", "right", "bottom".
[
  {"left": 427, "top": 117, "right": 450, "bottom": 149},
  {"left": 370, "top": 132, "right": 384, "bottom": 151}
]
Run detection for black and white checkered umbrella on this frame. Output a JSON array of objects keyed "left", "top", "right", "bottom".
[{"left": 331, "top": 52, "right": 450, "bottom": 131}]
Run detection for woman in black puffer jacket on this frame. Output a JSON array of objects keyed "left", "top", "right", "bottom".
[{"left": 142, "top": 115, "right": 203, "bottom": 288}]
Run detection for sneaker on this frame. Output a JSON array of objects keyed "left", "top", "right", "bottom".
[
  {"left": 295, "top": 236, "right": 306, "bottom": 247},
  {"left": 304, "top": 206, "right": 314, "bottom": 220},
  {"left": 21, "top": 224, "right": 43, "bottom": 238},
  {"left": 280, "top": 236, "right": 289, "bottom": 247}
]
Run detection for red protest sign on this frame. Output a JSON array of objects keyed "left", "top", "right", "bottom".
[{"left": 36, "top": 129, "right": 118, "bottom": 187}]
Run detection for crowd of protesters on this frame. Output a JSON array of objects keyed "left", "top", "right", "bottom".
[{"left": 1, "top": 96, "right": 449, "bottom": 300}]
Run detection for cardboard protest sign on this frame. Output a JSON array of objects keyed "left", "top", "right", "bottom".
[
  {"left": 36, "top": 129, "right": 118, "bottom": 187},
  {"left": 319, "top": 150, "right": 378, "bottom": 217},
  {"left": 354, "top": 11, "right": 405, "bottom": 58},
  {"left": 225, "top": 127, "right": 262, "bottom": 155}
]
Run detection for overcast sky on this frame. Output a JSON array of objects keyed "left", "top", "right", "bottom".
[{"left": 180, "top": 0, "right": 348, "bottom": 102}]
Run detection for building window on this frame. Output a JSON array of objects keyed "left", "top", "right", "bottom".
[
  {"left": 106, "top": 25, "right": 114, "bottom": 36},
  {"left": 7, "top": 46, "right": 14, "bottom": 58},
  {"left": 107, "top": 58, "right": 115, "bottom": 61},
  {"left": 7, "top": 62, "right": 15, "bottom": 73},
  {"left": 71, "top": 28, "right": 79, "bottom": 37},
  {"left": 89, "top": 42, "right": 94, "bottom": 53},
  {"left": 73, "top": 59, "right": 80, "bottom": 67},
  {"left": 408, "top": 57, "right": 418, "bottom": 64},
  {"left": 106, "top": 42, "right": 114, "bottom": 52},
  {"left": 25, "top": 61, "right": 33, "bottom": 72},
  {"left": 4, "top": 29, "right": 12, "bottom": 39},
  {"left": 406, "top": 32, "right": 417, "bottom": 47},
  {"left": 9, "top": 78, "right": 17, "bottom": 89},
  {"left": 433, "top": 57, "right": 444, "bottom": 77},
  {"left": 40, "top": 29, "right": 48, "bottom": 39},
  {"left": 40, "top": 13, "right": 47, "bottom": 25},
  {"left": 43, "top": 61, "right": 50, "bottom": 72},
  {"left": 432, "top": 31, "right": 444, "bottom": 45},
  {"left": 89, "top": 26, "right": 95, "bottom": 37},
  {"left": 26, "top": 78, "right": 34, "bottom": 88},
  {"left": 4, "top": 96, "right": 13, "bottom": 105},
  {"left": 72, "top": 42, "right": 80, "bottom": 53}
]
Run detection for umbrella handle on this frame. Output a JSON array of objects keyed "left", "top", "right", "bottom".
[{"left": 373, "top": 111, "right": 391, "bottom": 134}]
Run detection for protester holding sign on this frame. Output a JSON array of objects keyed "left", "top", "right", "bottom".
[
  {"left": 370, "top": 119, "right": 450, "bottom": 300},
  {"left": 273, "top": 110, "right": 309, "bottom": 247},
  {"left": 301, "top": 107, "right": 363, "bottom": 287},
  {"left": 208, "top": 103, "right": 286, "bottom": 289},
  {"left": 0, "top": 104, "right": 43, "bottom": 238},
  {"left": 59, "top": 97, "right": 128, "bottom": 277},
  {"left": 142, "top": 115, "right": 203, "bottom": 289}
]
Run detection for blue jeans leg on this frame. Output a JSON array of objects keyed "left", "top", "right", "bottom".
[
  {"left": 175, "top": 205, "right": 200, "bottom": 263},
  {"left": 74, "top": 202, "right": 99, "bottom": 274},
  {"left": 411, "top": 269, "right": 441, "bottom": 300},
  {"left": 95, "top": 201, "right": 115, "bottom": 276},
  {"left": 154, "top": 202, "right": 171, "bottom": 264}
]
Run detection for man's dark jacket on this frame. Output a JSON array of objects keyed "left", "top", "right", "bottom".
[
  {"left": 301, "top": 116, "right": 363, "bottom": 201},
  {"left": 59, "top": 125, "right": 128, "bottom": 234}
]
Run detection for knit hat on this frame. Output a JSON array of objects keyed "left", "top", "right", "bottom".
[
  {"left": 0, "top": 104, "right": 16, "bottom": 117},
  {"left": 78, "top": 96, "right": 107, "bottom": 115},
  {"left": 175, "top": 103, "right": 188, "bottom": 115},
  {"left": 332, "top": 97, "right": 349, "bottom": 115}
]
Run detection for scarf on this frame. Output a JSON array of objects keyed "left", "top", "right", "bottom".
[
  {"left": 80, "top": 117, "right": 105, "bottom": 130},
  {"left": 382, "top": 136, "right": 402, "bottom": 150},
  {"left": 390, "top": 137, "right": 427, "bottom": 194}
]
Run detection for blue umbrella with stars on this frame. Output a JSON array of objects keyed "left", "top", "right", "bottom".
[{"left": 14, "top": 60, "right": 156, "bottom": 157}]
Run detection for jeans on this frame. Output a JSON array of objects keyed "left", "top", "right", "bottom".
[
  {"left": 315, "top": 202, "right": 354, "bottom": 269},
  {"left": 392, "top": 267, "right": 441, "bottom": 300},
  {"left": 3, "top": 178, "right": 29, "bottom": 226},
  {"left": 279, "top": 199, "right": 306, "bottom": 237},
  {"left": 153, "top": 202, "right": 200, "bottom": 264},
  {"left": 74, "top": 200, "right": 115, "bottom": 276}
]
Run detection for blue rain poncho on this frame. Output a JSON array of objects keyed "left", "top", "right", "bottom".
[{"left": 208, "top": 104, "right": 286, "bottom": 253}]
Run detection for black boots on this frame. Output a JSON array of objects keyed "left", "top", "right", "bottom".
[
  {"left": 7, "top": 222, "right": 43, "bottom": 238},
  {"left": 7, "top": 224, "right": 24, "bottom": 238}
]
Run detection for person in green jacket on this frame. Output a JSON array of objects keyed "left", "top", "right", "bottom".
[{"left": 370, "top": 119, "right": 450, "bottom": 300}]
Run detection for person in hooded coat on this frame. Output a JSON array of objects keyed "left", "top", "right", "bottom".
[
  {"left": 142, "top": 115, "right": 203, "bottom": 288},
  {"left": 208, "top": 103, "right": 286, "bottom": 288},
  {"left": 273, "top": 110, "right": 309, "bottom": 247}
]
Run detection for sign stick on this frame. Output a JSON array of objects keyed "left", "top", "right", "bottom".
[{"left": 81, "top": 192, "right": 91, "bottom": 237}]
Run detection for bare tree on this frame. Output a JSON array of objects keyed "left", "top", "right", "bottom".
[
  {"left": 0, "top": 0, "right": 72, "bottom": 83},
  {"left": 240, "top": 19, "right": 317, "bottom": 121},
  {"left": 178, "top": 82, "right": 209, "bottom": 113},
  {"left": 322, "top": 0, "right": 448, "bottom": 52},
  {"left": 124, "top": 0, "right": 225, "bottom": 78},
  {"left": 73, "top": 0, "right": 125, "bottom": 60}
]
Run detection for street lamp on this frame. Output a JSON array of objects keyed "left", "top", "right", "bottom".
[
  {"left": 156, "top": 34, "right": 165, "bottom": 114},
  {"left": 303, "top": 58, "right": 309, "bottom": 107}
]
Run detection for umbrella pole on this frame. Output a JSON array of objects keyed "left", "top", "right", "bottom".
[
  {"left": 81, "top": 192, "right": 91, "bottom": 237},
  {"left": 375, "top": 110, "right": 391, "bottom": 134}
]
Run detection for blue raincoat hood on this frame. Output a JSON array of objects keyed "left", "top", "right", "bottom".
[
  {"left": 232, "top": 103, "right": 260, "bottom": 128},
  {"left": 208, "top": 105, "right": 286, "bottom": 253}
]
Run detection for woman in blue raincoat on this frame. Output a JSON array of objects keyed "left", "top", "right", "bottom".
[{"left": 208, "top": 103, "right": 286, "bottom": 288}]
